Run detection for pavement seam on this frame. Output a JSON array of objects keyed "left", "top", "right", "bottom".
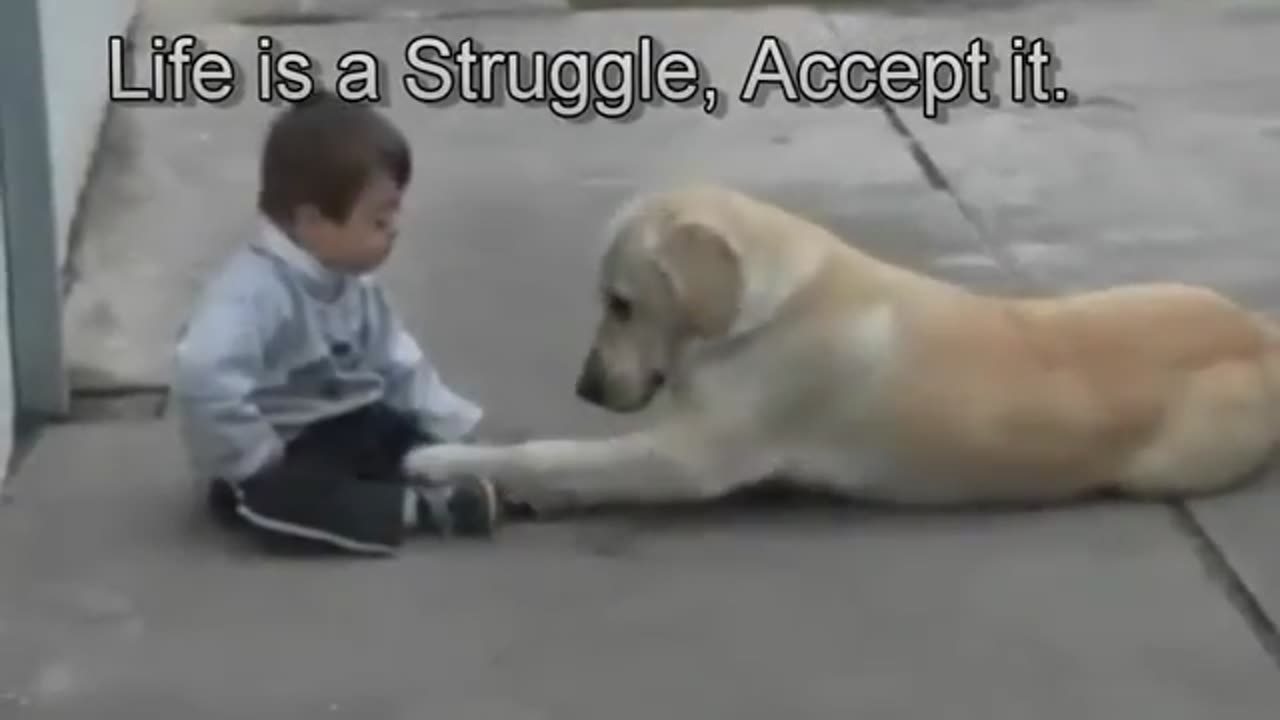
[
  {"left": 419, "top": 6, "right": 573, "bottom": 22},
  {"left": 228, "top": 5, "right": 572, "bottom": 27},
  {"left": 814, "top": 5, "right": 1280, "bottom": 673},
  {"left": 65, "top": 386, "right": 171, "bottom": 423},
  {"left": 812, "top": 11, "right": 1045, "bottom": 296},
  {"left": 875, "top": 100, "right": 1051, "bottom": 295},
  {"left": 1171, "top": 501, "right": 1280, "bottom": 669}
]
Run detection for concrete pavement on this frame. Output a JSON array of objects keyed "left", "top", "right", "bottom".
[{"left": 4, "top": 0, "right": 1280, "bottom": 716}]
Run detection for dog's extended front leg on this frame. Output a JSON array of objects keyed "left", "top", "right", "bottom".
[{"left": 403, "top": 425, "right": 743, "bottom": 515}]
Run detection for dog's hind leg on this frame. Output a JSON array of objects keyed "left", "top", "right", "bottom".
[{"left": 1114, "top": 357, "right": 1279, "bottom": 500}]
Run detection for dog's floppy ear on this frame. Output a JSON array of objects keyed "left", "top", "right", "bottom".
[{"left": 654, "top": 220, "right": 743, "bottom": 338}]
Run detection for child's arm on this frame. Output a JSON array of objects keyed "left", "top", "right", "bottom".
[
  {"left": 172, "top": 286, "right": 286, "bottom": 482},
  {"left": 367, "top": 288, "right": 483, "bottom": 443}
]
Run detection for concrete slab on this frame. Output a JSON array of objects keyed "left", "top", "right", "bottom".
[
  {"left": 827, "top": 0, "right": 1280, "bottom": 623},
  {"left": 826, "top": 0, "right": 1280, "bottom": 302},
  {"left": 3, "top": 420, "right": 1280, "bottom": 718}
]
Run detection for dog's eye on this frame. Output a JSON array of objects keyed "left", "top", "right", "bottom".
[{"left": 606, "top": 293, "right": 633, "bottom": 322}]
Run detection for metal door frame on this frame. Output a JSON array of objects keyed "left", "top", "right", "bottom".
[{"left": 0, "top": 0, "right": 71, "bottom": 424}]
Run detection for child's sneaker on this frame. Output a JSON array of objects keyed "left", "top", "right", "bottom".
[{"left": 414, "top": 476, "right": 501, "bottom": 538}]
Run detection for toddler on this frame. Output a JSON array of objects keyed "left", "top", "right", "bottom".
[{"left": 173, "top": 90, "right": 500, "bottom": 554}]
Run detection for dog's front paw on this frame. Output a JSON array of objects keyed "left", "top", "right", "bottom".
[
  {"left": 402, "top": 443, "right": 491, "bottom": 482},
  {"left": 402, "top": 442, "right": 581, "bottom": 517}
]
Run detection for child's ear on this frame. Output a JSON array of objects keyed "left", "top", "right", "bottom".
[
  {"left": 291, "top": 204, "right": 332, "bottom": 245},
  {"left": 294, "top": 203, "right": 325, "bottom": 230}
]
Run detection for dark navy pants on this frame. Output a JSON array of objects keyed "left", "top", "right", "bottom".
[{"left": 208, "top": 403, "right": 429, "bottom": 555}]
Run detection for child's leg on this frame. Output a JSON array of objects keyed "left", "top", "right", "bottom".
[
  {"left": 358, "top": 404, "right": 433, "bottom": 470},
  {"left": 347, "top": 403, "right": 504, "bottom": 535},
  {"left": 229, "top": 454, "right": 412, "bottom": 555},
  {"left": 208, "top": 407, "right": 482, "bottom": 555},
  {"left": 283, "top": 405, "right": 410, "bottom": 481},
  {"left": 354, "top": 403, "right": 545, "bottom": 520},
  {"left": 354, "top": 403, "right": 538, "bottom": 526}
]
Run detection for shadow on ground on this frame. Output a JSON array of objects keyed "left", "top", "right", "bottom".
[
  {"left": 530, "top": 475, "right": 1155, "bottom": 528},
  {"left": 568, "top": 0, "right": 1066, "bottom": 11}
]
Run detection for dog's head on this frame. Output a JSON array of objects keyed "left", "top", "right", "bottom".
[{"left": 575, "top": 184, "right": 816, "bottom": 412}]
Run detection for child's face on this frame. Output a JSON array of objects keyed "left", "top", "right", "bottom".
[{"left": 295, "top": 171, "right": 403, "bottom": 275}]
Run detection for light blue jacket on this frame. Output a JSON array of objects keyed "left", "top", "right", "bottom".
[{"left": 172, "top": 218, "right": 483, "bottom": 483}]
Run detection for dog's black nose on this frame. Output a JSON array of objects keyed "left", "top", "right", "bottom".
[
  {"left": 575, "top": 350, "right": 605, "bottom": 405},
  {"left": 575, "top": 369, "right": 604, "bottom": 405}
]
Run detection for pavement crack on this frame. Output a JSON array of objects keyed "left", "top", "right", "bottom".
[
  {"left": 1170, "top": 501, "right": 1280, "bottom": 670},
  {"left": 814, "top": 9, "right": 1043, "bottom": 294},
  {"left": 876, "top": 96, "right": 1044, "bottom": 292},
  {"left": 231, "top": 6, "right": 572, "bottom": 27},
  {"left": 233, "top": 11, "right": 368, "bottom": 26},
  {"left": 428, "top": 6, "right": 574, "bottom": 21},
  {"left": 67, "top": 386, "right": 170, "bottom": 423}
]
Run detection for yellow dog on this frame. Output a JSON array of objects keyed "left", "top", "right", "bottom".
[{"left": 406, "top": 183, "right": 1280, "bottom": 514}]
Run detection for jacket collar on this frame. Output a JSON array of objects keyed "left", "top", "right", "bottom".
[{"left": 252, "top": 217, "right": 350, "bottom": 300}]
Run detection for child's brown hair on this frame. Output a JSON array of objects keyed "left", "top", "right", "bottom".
[{"left": 257, "top": 89, "right": 411, "bottom": 227}]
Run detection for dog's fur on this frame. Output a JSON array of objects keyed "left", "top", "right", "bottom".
[{"left": 405, "top": 183, "right": 1280, "bottom": 515}]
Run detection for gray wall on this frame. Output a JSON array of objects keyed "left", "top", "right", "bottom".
[
  {"left": 40, "top": 0, "right": 140, "bottom": 266},
  {"left": 0, "top": 177, "right": 14, "bottom": 482}
]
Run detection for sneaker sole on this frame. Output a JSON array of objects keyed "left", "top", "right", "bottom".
[{"left": 449, "top": 477, "right": 500, "bottom": 537}]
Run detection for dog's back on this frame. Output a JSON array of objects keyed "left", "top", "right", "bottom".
[{"left": 857, "top": 280, "right": 1280, "bottom": 503}]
